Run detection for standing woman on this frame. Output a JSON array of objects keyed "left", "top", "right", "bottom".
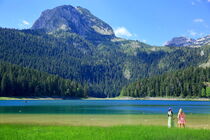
[
  {"left": 177, "top": 108, "right": 186, "bottom": 128},
  {"left": 168, "top": 107, "right": 174, "bottom": 128}
]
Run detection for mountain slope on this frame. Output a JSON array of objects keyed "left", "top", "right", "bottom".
[
  {"left": 1, "top": 27, "right": 209, "bottom": 97},
  {"left": 121, "top": 67, "right": 210, "bottom": 98},
  {"left": 0, "top": 61, "right": 86, "bottom": 97},
  {"left": 0, "top": 27, "right": 154, "bottom": 97}
]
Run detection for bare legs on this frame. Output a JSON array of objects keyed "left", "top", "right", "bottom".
[{"left": 178, "top": 123, "right": 185, "bottom": 128}]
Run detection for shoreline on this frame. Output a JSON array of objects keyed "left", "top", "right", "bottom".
[
  {"left": 86, "top": 97, "right": 210, "bottom": 101},
  {"left": 0, "top": 96, "right": 209, "bottom": 101}
]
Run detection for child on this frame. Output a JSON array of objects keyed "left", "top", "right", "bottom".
[
  {"left": 168, "top": 107, "right": 174, "bottom": 128},
  {"left": 177, "top": 108, "right": 186, "bottom": 128}
]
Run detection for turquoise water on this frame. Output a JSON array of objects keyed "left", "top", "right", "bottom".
[{"left": 0, "top": 100, "right": 210, "bottom": 115}]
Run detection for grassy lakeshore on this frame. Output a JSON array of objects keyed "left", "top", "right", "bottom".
[
  {"left": 0, "top": 97, "right": 63, "bottom": 100},
  {"left": 1, "top": 114, "right": 210, "bottom": 139},
  {"left": 0, "top": 124, "right": 210, "bottom": 140},
  {"left": 0, "top": 96, "right": 210, "bottom": 101},
  {"left": 0, "top": 114, "right": 210, "bottom": 129},
  {"left": 86, "top": 96, "right": 210, "bottom": 101}
]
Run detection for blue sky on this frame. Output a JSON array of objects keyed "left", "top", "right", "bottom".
[{"left": 0, "top": 0, "right": 210, "bottom": 45}]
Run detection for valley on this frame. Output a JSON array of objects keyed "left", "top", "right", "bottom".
[{"left": 0, "top": 5, "right": 210, "bottom": 98}]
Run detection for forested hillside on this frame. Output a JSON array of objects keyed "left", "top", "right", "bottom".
[
  {"left": 0, "top": 27, "right": 210, "bottom": 97},
  {"left": 121, "top": 67, "right": 210, "bottom": 98},
  {"left": 0, "top": 61, "right": 87, "bottom": 97}
]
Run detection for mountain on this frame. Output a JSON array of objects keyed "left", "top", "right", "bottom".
[
  {"left": 165, "top": 35, "right": 210, "bottom": 48},
  {"left": 1, "top": 27, "right": 209, "bottom": 97},
  {"left": 194, "top": 35, "right": 210, "bottom": 47},
  {"left": 1, "top": 5, "right": 210, "bottom": 97},
  {"left": 164, "top": 37, "right": 196, "bottom": 47},
  {"left": 0, "top": 27, "right": 154, "bottom": 97},
  {"left": 31, "top": 5, "right": 115, "bottom": 42}
]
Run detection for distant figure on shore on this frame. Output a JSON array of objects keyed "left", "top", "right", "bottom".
[
  {"left": 177, "top": 108, "right": 186, "bottom": 128},
  {"left": 167, "top": 107, "right": 174, "bottom": 128}
]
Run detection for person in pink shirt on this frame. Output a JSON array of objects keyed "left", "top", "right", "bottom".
[{"left": 177, "top": 108, "right": 186, "bottom": 128}]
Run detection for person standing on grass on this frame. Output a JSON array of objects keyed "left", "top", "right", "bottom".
[
  {"left": 168, "top": 107, "right": 174, "bottom": 128},
  {"left": 177, "top": 108, "right": 186, "bottom": 128}
]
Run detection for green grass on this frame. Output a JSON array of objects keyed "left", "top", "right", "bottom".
[
  {"left": 0, "top": 124, "right": 209, "bottom": 140},
  {"left": 1, "top": 96, "right": 209, "bottom": 101}
]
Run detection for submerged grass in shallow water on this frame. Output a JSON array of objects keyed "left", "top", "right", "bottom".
[{"left": 0, "top": 124, "right": 210, "bottom": 140}]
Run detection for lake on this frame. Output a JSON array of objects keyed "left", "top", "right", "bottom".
[{"left": 0, "top": 100, "right": 210, "bottom": 115}]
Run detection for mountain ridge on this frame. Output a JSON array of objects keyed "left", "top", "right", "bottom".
[{"left": 165, "top": 35, "right": 210, "bottom": 48}]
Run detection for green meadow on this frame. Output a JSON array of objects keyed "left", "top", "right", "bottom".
[
  {"left": 0, "top": 124, "right": 210, "bottom": 140},
  {"left": 1, "top": 114, "right": 210, "bottom": 129},
  {"left": 0, "top": 114, "right": 210, "bottom": 139}
]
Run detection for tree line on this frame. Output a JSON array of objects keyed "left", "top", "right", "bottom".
[
  {"left": 120, "top": 67, "right": 210, "bottom": 98},
  {"left": 0, "top": 61, "right": 87, "bottom": 97}
]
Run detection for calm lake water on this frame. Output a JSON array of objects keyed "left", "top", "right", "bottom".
[{"left": 0, "top": 100, "right": 210, "bottom": 115}]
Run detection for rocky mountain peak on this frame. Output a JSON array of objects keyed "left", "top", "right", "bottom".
[
  {"left": 165, "top": 35, "right": 210, "bottom": 47},
  {"left": 194, "top": 35, "right": 210, "bottom": 47},
  {"left": 31, "top": 5, "right": 115, "bottom": 41},
  {"left": 164, "top": 37, "right": 196, "bottom": 47}
]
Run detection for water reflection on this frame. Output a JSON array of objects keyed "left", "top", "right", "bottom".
[{"left": 0, "top": 100, "right": 209, "bottom": 114}]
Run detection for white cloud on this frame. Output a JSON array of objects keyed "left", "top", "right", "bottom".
[
  {"left": 141, "top": 39, "right": 147, "bottom": 43},
  {"left": 188, "top": 30, "right": 197, "bottom": 36},
  {"left": 22, "top": 20, "right": 30, "bottom": 25},
  {"left": 114, "top": 27, "right": 132, "bottom": 37},
  {"left": 18, "top": 20, "right": 30, "bottom": 29},
  {"left": 163, "top": 41, "right": 168, "bottom": 46},
  {"left": 193, "top": 18, "right": 204, "bottom": 23},
  {"left": 193, "top": 18, "right": 209, "bottom": 28},
  {"left": 191, "top": 0, "right": 210, "bottom": 5},
  {"left": 187, "top": 30, "right": 205, "bottom": 37}
]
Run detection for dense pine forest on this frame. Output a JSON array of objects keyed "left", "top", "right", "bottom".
[
  {"left": 0, "top": 61, "right": 87, "bottom": 97},
  {"left": 1, "top": 27, "right": 210, "bottom": 97},
  {"left": 121, "top": 67, "right": 210, "bottom": 98}
]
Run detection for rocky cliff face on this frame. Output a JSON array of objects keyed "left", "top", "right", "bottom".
[
  {"left": 31, "top": 5, "right": 115, "bottom": 41},
  {"left": 164, "top": 37, "right": 196, "bottom": 47},
  {"left": 194, "top": 35, "right": 210, "bottom": 47},
  {"left": 165, "top": 36, "right": 210, "bottom": 48}
]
